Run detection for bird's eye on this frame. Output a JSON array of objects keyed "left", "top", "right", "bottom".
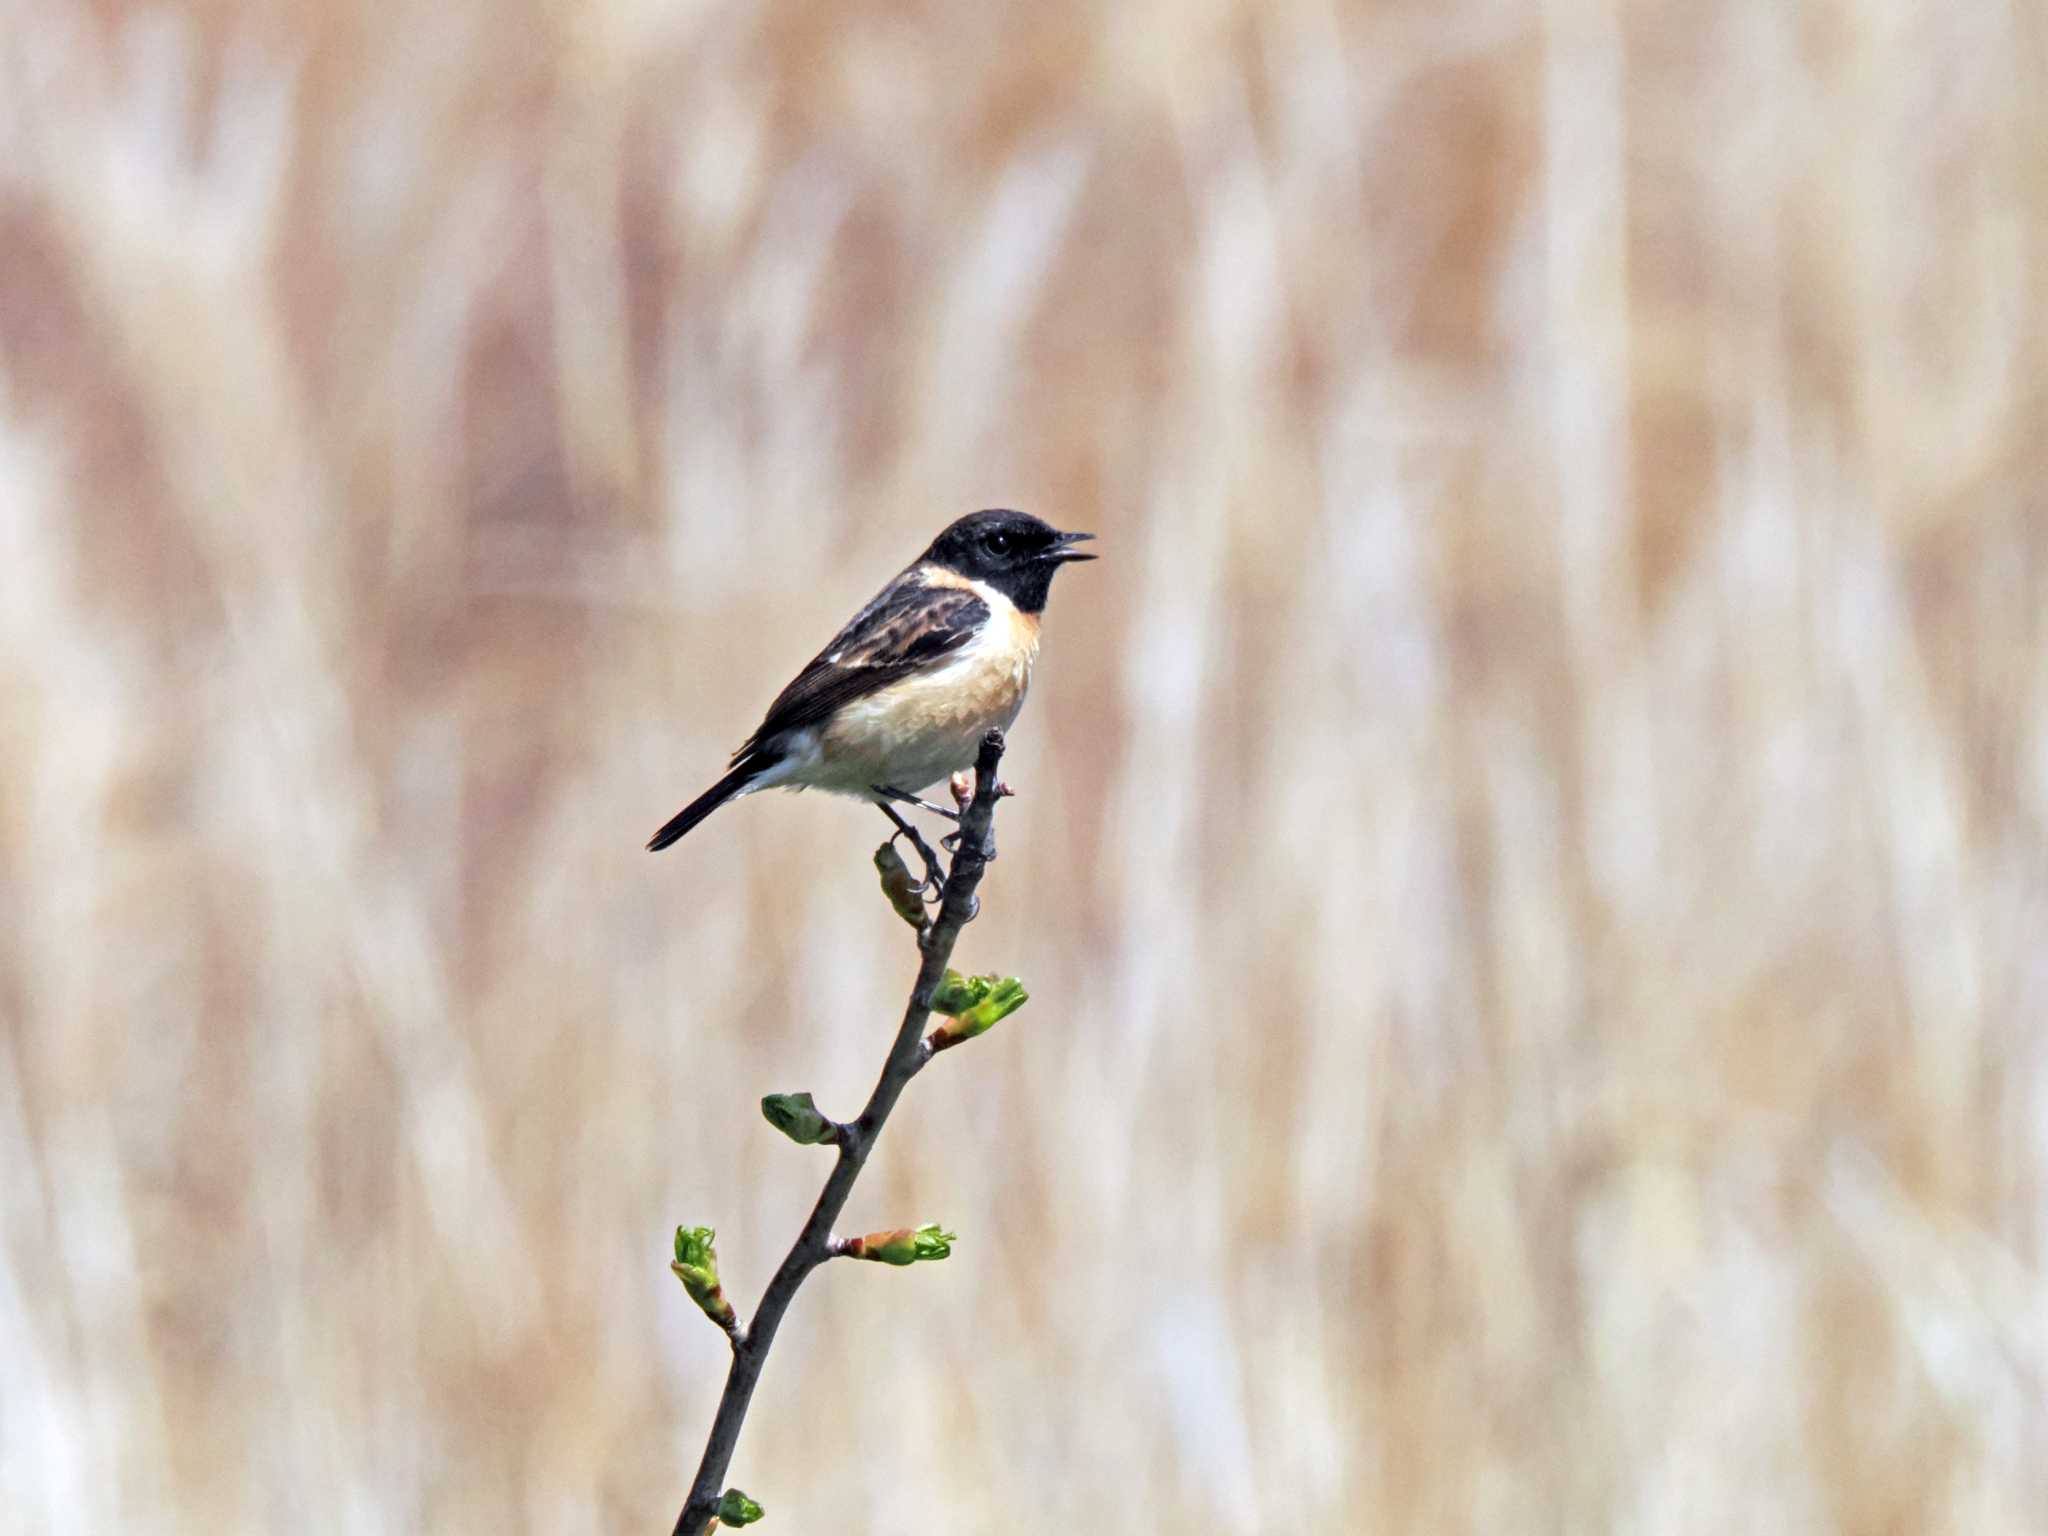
[{"left": 984, "top": 531, "right": 1013, "bottom": 556}]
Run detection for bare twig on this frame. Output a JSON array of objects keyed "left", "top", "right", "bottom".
[{"left": 671, "top": 729, "right": 1011, "bottom": 1536}]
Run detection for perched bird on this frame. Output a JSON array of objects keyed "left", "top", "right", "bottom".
[{"left": 647, "top": 509, "right": 1094, "bottom": 854}]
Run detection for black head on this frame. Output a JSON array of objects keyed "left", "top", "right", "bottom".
[{"left": 922, "top": 509, "right": 1095, "bottom": 614}]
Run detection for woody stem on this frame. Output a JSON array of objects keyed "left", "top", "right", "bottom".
[{"left": 671, "top": 731, "right": 1009, "bottom": 1536}]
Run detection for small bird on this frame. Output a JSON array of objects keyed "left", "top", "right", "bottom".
[{"left": 647, "top": 509, "right": 1094, "bottom": 855}]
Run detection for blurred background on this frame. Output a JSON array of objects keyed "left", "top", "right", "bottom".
[{"left": 4, "top": 0, "right": 2045, "bottom": 1530}]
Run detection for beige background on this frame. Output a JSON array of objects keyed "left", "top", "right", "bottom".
[{"left": 4, "top": 1, "right": 2046, "bottom": 1531}]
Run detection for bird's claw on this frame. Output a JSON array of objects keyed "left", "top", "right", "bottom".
[{"left": 940, "top": 829, "right": 996, "bottom": 862}]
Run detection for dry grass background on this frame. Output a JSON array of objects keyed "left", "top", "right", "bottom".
[{"left": 3, "top": 0, "right": 2046, "bottom": 1530}]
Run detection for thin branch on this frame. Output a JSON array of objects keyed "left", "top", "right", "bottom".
[{"left": 671, "top": 729, "right": 1011, "bottom": 1536}]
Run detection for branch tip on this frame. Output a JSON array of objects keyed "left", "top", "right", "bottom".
[
  {"left": 872, "top": 842, "right": 930, "bottom": 927},
  {"left": 760, "top": 1092, "right": 841, "bottom": 1146},
  {"left": 838, "top": 1224, "right": 959, "bottom": 1265},
  {"left": 714, "top": 1489, "right": 765, "bottom": 1527},
  {"left": 672, "top": 1226, "right": 740, "bottom": 1333},
  {"left": 925, "top": 971, "right": 1030, "bottom": 1052}
]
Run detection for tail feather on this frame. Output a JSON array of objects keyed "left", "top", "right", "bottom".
[{"left": 647, "top": 762, "right": 759, "bottom": 851}]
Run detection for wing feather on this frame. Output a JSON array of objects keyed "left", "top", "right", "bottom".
[{"left": 734, "top": 576, "right": 989, "bottom": 762}]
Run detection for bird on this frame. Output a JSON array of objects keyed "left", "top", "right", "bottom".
[{"left": 646, "top": 509, "right": 1095, "bottom": 860}]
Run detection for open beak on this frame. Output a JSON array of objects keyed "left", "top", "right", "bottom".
[{"left": 1047, "top": 530, "right": 1097, "bottom": 562}]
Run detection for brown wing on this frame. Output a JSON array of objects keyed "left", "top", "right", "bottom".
[{"left": 734, "top": 575, "right": 990, "bottom": 762}]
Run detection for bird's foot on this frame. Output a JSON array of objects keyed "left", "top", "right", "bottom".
[
  {"left": 875, "top": 800, "right": 947, "bottom": 901},
  {"left": 895, "top": 829, "right": 946, "bottom": 901}
]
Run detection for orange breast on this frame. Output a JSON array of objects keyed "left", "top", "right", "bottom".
[{"left": 815, "top": 592, "right": 1040, "bottom": 788}]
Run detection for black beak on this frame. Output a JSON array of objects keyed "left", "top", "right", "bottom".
[{"left": 1047, "top": 531, "right": 1097, "bottom": 562}]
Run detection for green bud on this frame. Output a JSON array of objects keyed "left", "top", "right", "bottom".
[
  {"left": 873, "top": 843, "right": 927, "bottom": 926},
  {"left": 845, "top": 1223, "right": 957, "bottom": 1265},
  {"left": 928, "top": 969, "right": 995, "bottom": 1016},
  {"left": 956, "top": 976, "right": 1028, "bottom": 1034},
  {"left": 715, "top": 1488, "right": 765, "bottom": 1527},
  {"left": 926, "top": 975, "right": 1028, "bottom": 1052},
  {"left": 761, "top": 1091, "right": 837, "bottom": 1146},
  {"left": 671, "top": 1226, "right": 736, "bottom": 1328},
  {"left": 674, "top": 1225, "right": 716, "bottom": 1273}
]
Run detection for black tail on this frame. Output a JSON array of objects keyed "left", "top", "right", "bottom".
[{"left": 647, "top": 762, "right": 759, "bottom": 851}]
